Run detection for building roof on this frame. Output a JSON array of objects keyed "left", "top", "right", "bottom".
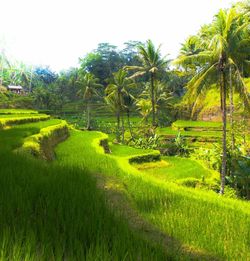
[{"left": 8, "top": 85, "right": 23, "bottom": 90}]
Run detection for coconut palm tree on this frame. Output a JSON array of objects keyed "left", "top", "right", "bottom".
[
  {"left": 105, "top": 69, "right": 135, "bottom": 142},
  {"left": 125, "top": 40, "right": 169, "bottom": 126},
  {"left": 141, "top": 80, "right": 173, "bottom": 123},
  {"left": 11, "top": 62, "right": 33, "bottom": 91},
  {"left": 123, "top": 93, "right": 135, "bottom": 141},
  {"left": 77, "top": 73, "right": 103, "bottom": 130},
  {"left": 174, "top": 7, "right": 250, "bottom": 194}
]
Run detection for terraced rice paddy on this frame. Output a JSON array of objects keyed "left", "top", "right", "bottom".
[{"left": 0, "top": 110, "right": 249, "bottom": 260}]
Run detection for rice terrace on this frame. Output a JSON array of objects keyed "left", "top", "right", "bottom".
[{"left": 0, "top": 0, "right": 250, "bottom": 260}]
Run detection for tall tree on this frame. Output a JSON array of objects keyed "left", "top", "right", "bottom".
[
  {"left": 78, "top": 73, "right": 103, "bottom": 130},
  {"left": 105, "top": 69, "right": 135, "bottom": 142},
  {"left": 80, "top": 43, "right": 123, "bottom": 85},
  {"left": 123, "top": 93, "right": 135, "bottom": 141},
  {"left": 125, "top": 40, "right": 169, "bottom": 126},
  {"left": 175, "top": 7, "right": 250, "bottom": 194}
]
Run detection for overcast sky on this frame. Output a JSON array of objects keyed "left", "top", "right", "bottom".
[{"left": 0, "top": 0, "right": 236, "bottom": 71}]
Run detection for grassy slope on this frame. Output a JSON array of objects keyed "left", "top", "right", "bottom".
[
  {"left": 0, "top": 120, "right": 166, "bottom": 260},
  {"left": 0, "top": 114, "right": 50, "bottom": 129},
  {"left": 0, "top": 110, "right": 249, "bottom": 259},
  {"left": 0, "top": 153, "right": 167, "bottom": 260},
  {"left": 0, "top": 119, "right": 62, "bottom": 151},
  {"left": 55, "top": 130, "right": 250, "bottom": 260},
  {"left": 0, "top": 109, "right": 38, "bottom": 114},
  {"left": 196, "top": 78, "right": 250, "bottom": 118},
  {"left": 172, "top": 120, "right": 222, "bottom": 129},
  {"left": 158, "top": 127, "right": 222, "bottom": 138},
  {"left": 134, "top": 156, "right": 217, "bottom": 181},
  {"left": 62, "top": 113, "right": 141, "bottom": 130}
]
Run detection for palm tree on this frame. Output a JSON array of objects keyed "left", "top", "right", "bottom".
[
  {"left": 174, "top": 7, "right": 250, "bottom": 194},
  {"left": 125, "top": 40, "right": 169, "bottom": 126},
  {"left": 77, "top": 73, "right": 103, "bottom": 130},
  {"left": 141, "top": 80, "right": 173, "bottom": 122},
  {"left": 105, "top": 69, "right": 135, "bottom": 142},
  {"left": 123, "top": 93, "right": 135, "bottom": 141}
]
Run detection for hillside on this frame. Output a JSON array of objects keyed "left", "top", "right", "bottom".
[
  {"left": 0, "top": 110, "right": 249, "bottom": 259},
  {"left": 190, "top": 78, "right": 250, "bottom": 121}
]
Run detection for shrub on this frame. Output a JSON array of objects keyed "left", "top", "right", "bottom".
[
  {"left": 129, "top": 134, "right": 160, "bottom": 150},
  {"left": 128, "top": 151, "right": 161, "bottom": 164}
]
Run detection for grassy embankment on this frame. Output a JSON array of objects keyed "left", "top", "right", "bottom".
[
  {"left": 0, "top": 109, "right": 38, "bottom": 114},
  {"left": 56, "top": 130, "right": 250, "bottom": 260},
  {"left": 0, "top": 112, "right": 168, "bottom": 260},
  {"left": 158, "top": 120, "right": 223, "bottom": 138},
  {"left": 1, "top": 110, "right": 250, "bottom": 260},
  {"left": 0, "top": 113, "right": 50, "bottom": 129},
  {"left": 158, "top": 119, "right": 250, "bottom": 150}
]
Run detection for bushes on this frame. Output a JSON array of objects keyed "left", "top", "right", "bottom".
[
  {"left": 177, "top": 177, "right": 201, "bottom": 188},
  {"left": 0, "top": 93, "right": 34, "bottom": 109},
  {"left": 128, "top": 151, "right": 160, "bottom": 164},
  {"left": 129, "top": 134, "right": 160, "bottom": 150},
  {"left": 191, "top": 145, "right": 221, "bottom": 171},
  {"left": 55, "top": 130, "right": 250, "bottom": 260}
]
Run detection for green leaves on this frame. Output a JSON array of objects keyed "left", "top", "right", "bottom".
[
  {"left": 175, "top": 5, "right": 250, "bottom": 115},
  {"left": 77, "top": 73, "right": 103, "bottom": 101}
]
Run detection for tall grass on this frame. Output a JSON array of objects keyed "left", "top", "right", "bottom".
[
  {"left": 55, "top": 130, "right": 250, "bottom": 260},
  {"left": 0, "top": 119, "right": 62, "bottom": 151},
  {"left": 0, "top": 120, "right": 168, "bottom": 260},
  {"left": 172, "top": 120, "right": 222, "bottom": 129},
  {"left": 157, "top": 127, "right": 222, "bottom": 138},
  {"left": 0, "top": 109, "right": 38, "bottom": 114},
  {"left": 0, "top": 114, "right": 50, "bottom": 129},
  {"left": 133, "top": 156, "right": 218, "bottom": 182},
  {"left": 0, "top": 152, "right": 167, "bottom": 260}
]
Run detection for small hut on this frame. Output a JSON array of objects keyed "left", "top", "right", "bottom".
[{"left": 7, "top": 85, "right": 23, "bottom": 94}]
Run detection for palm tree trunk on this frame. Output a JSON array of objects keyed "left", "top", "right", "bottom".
[
  {"left": 127, "top": 110, "right": 134, "bottom": 141},
  {"left": 116, "top": 91, "right": 122, "bottom": 142},
  {"left": 116, "top": 111, "right": 121, "bottom": 142},
  {"left": 86, "top": 102, "right": 91, "bottom": 130},
  {"left": 229, "top": 65, "right": 235, "bottom": 151},
  {"left": 151, "top": 73, "right": 156, "bottom": 126},
  {"left": 243, "top": 105, "right": 246, "bottom": 148},
  {"left": 220, "top": 67, "right": 227, "bottom": 195},
  {"left": 121, "top": 113, "right": 125, "bottom": 143}
]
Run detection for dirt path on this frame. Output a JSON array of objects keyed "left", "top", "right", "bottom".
[{"left": 94, "top": 173, "right": 220, "bottom": 261}]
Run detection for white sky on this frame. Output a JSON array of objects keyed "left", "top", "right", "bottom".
[{"left": 0, "top": 0, "right": 236, "bottom": 72}]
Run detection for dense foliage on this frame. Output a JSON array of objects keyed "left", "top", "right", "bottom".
[{"left": 0, "top": 1, "right": 249, "bottom": 196}]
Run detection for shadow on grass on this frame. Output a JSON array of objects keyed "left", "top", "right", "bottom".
[
  {"left": 95, "top": 173, "right": 221, "bottom": 261},
  {"left": 0, "top": 152, "right": 166, "bottom": 260},
  {"left": 0, "top": 151, "right": 222, "bottom": 260},
  {"left": 0, "top": 127, "right": 41, "bottom": 151}
]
